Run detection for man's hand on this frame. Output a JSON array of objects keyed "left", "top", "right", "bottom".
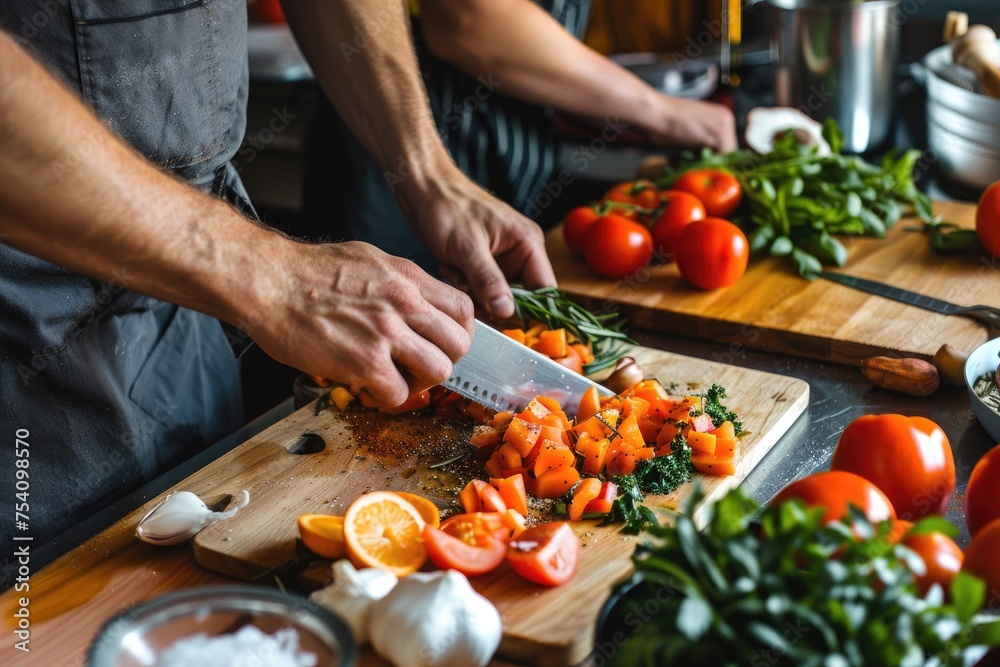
[
  {"left": 396, "top": 165, "right": 556, "bottom": 320},
  {"left": 648, "top": 96, "right": 739, "bottom": 154},
  {"left": 254, "top": 240, "right": 474, "bottom": 407}
]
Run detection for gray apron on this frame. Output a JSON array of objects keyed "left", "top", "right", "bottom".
[{"left": 0, "top": 0, "right": 249, "bottom": 546}]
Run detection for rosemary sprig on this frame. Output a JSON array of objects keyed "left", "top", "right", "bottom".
[{"left": 510, "top": 286, "right": 634, "bottom": 373}]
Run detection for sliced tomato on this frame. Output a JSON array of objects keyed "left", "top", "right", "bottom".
[
  {"left": 424, "top": 524, "right": 508, "bottom": 577},
  {"left": 507, "top": 522, "right": 581, "bottom": 587},
  {"left": 568, "top": 478, "right": 603, "bottom": 521},
  {"left": 441, "top": 512, "right": 509, "bottom": 544},
  {"left": 584, "top": 482, "right": 618, "bottom": 514}
]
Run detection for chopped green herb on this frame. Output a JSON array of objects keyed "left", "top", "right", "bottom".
[{"left": 696, "top": 384, "right": 743, "bottom": 434}]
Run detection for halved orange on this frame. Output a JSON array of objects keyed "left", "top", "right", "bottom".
[
  {"left": 391, "top": 492, "right": 441, "bottom": 528},
  {"left": 344, "top": 491, "right": 427, "bottom": 576},
  {"left": 298, "top": 514, "right": 347, "bottom": 559}
]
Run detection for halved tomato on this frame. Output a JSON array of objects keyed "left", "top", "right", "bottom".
[
  {"left": 423, "top": 524, "right": 508, "bottom": 577},
  {"left": 507, "top": 522, "right": 581, "bottom": 587},
  {"left": 440, "top": 512, "right": 509, "bottom": 544}
]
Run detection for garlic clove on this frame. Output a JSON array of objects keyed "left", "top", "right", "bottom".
[
  {"left": 136, "top": 490, "right": 250, "bottom": 546},
  {"left": 369, "top": 570, "right": 501, "bottom": 667},
  {"left": 310, "top": 560, "right": 398, "bottom": 645}
]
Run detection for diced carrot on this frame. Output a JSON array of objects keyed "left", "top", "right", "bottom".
[
  {"left": 634, "top": 447, "right": 655, "bottom": 461},
  {"left": 571, "top": 343, "right": 595, "bottom": 365},
  {"left": 621, "top": 396, "right": 650, "bottom": 421},
  {"left": 628, "top": 380, "right": 670, "bottom": 404},
  {"left": 503, "top": 418, "right": 542, "bottom": 457},
  {"left": 502, "top": 328, "right": 526, "bottom": 344},
  {"left": 498, "top": 442, "right": 523, "bottom": 470},
  {"left": 638, "top": 415, "right": 664, "bottom": 442},
  {"left": 535, "top": 466, "right": 581, "bottom": 499},
  {"left": 579, "top": 437, "right": 610, "bottom": 476},
  {"left": 573, "top": 409, "right": 619, "bottom": 440},
  {"left": 470, "top": 425, "right": 502, "bottom": 449},
  {"left": 502, "top": 508, "right": 528, "bottom": 538},
  {"left": 540, "top": 410, "right": 572, "bottom": 431},
  {"left": 491, "top": 475, "right": 529, "bottom": 515},
  {"left": 518, "top": 398, "right": 552, "bottom": 426},
  {"left": 665, "top": 397, "right": 698, "bottom": 420},
  {"left": 533, "top": 442, "right": 576, "bottom": 478},
  {"left": 600, "top": 396, "right": 624, "bottom": 413},
  {"left": 484, "top": 450, "right": 504, "bottom": 479},
  {"left": 687, "top": 431, "right": 717, "bottom": 455},
  {"left": 568, "top": 478, "right": 603, "bottom": 521},
  {"left": 473, "top": 480, "right": 507, "bottom": 513},
  {"left": 712, "top": 421, "right": 736, "bottom": 440},
  {"left": 714, "top": 438, "right": 737, "bottom": 460},
  {"left": 525, "top": 323, "right": 548, "bottom": 338},
  {"left": 532, "top": 330, "right": 567, "bottom": 359},
  {"left": 489, "top": 411, "right": 514, "bottom": 430},
  {"left": 459, "top": 481, "right": 483, "bottom": 513},
  {"left": 573, "top": 431, "right": 597, "bottom": 455},
  {"left": 656, "top": 421, "right": 681, "bottom": 448},
  {"left": 646, "top": 398, "right": 676, "bottom": 421},
  {"left": 535, "top": 395, "right": 564, "bottom": 414},
  {"left": 577, "top": 386, "right": 601, "bottom": 423},
  {"left": 465, "top": 401, "right": 492, "bottom": 424},
  {"left": 692, "top": 451, "right": 737, "bottom": 476},
  {"left": 613, "top": 413, "right": 646, "bottom": 450},
  {"left": 584, "top": 481, "right": 618, "bottom": 514},
  {"left": 606, "top": 448, "right": 637, "bottom": 476}
]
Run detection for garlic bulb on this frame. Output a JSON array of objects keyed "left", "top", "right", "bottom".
[
  {"left": 136, "top": 490, "right": 249, "bottom": 545},
  {"left": 369, "top": 570, "right": 502, "bottom": 667},
  {"left": 310, "top": 560, "right": 398, "bottom": 644}
]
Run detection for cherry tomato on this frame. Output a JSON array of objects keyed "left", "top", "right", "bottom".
[
  {"left": 604, "top": 180, "right": 661, "bottom": 211},
  {"left": 962, "top": 517, "right": 1000, "bottom": 602},
  {"left": 770, "top": 470, "right": 897, "bottom": 525},
  {"left": 966, "top": 444, "right": 1000, "bottom": 537},
  {"left": 977, "top": 181, "right": 1000, "bottom": 257},
  {"left": 507, "top": 521, "right": 581, "bottom": 587},
  {"left": 583, "top": 215, "right": 654, "bottom": 280},
  {"left": 901, "top": 531, "right": 964, "bottom": 596},
  {"left": 830, "top": 415, "right": 955, "bottom": 521},
  {"left": 674, "top": 218, "right": 749, "bottom": 290},
  {"left": 423, "top": 524, "right": 508, "bottom": 577},
  {"left": 672, "top": 168, "right": 742, "bottom": 218},
  {"left": 650, "top": 190, "right": 706, "bottom": 262},
  {"left": 563, "top": 206, "right": 602, "bottom": 258}
]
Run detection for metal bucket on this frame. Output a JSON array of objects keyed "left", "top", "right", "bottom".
[
  {"left": 917, "top": 40, "right": 1000, "bottom": 193},
  {"left": 767, "top": 0, "right": 902, "bottom": 153}
]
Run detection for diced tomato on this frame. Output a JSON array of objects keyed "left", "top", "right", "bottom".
[
  {"left": 532, "top": 329, "right": 568, "bottom": 359},
  {"left": 571, "top": 343, "right": 594, "bottom": 365},
  {"left": 535, "top": 466, "right": 581, "bottom": 499},
  {"left": 473, "top": 480, "right": 507, "bottom": 513},
  {"left": 441, "top": 512, "right": 508, "bottom": 542},
  {"left": 577, "top": 386, "right": 601, "bottom": 423},
  {"left": 568, "top": 478, "right": 603, "bottom": 521},
  {"left": 484, "top": 450, "right": 504, "bottom": 479},
  {"left": 687, "top": 430, "right": 717, "bottom": 455},
  {"left": 504, "top": 418, "right": 542, "bottom": 458},
  {"left": 459, "top": 481, "right": 483, "bottom": 513},
  {"left": 424, "top": 524, "right": 508, "bottom": 577},
  {"left": 584, "top": 482, "right": 618, "bottom": 514},
  {"left": 552, "top": 347, "right": 584, "bottom": 374},
  {"left": 507, "top": 522, "right": 581, "bottom": 586},
  {"left": 491, "top": 475, "right": 529, "bottom": 515},
  {"left": 502, "top": 509, "right": 528, "bottom": 538}
]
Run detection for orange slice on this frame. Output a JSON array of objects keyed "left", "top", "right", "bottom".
[
  {"left": 298, "top": 514, "right": 347, "bottom": 559},
  {"left": 391, "top": 492, "right": 441, "bottom": 528},
  {"left": 344, "top": 491, "right": 427, "bottom": 576}
]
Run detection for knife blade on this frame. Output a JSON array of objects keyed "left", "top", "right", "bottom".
[
  {"left": 442, "top": 320, "right": 610, "bottom": 416},
  {"left": 817, "top": 271, "right": 965, "bottom": 316}
]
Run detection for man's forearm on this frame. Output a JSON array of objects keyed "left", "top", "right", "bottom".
[{"left": 0, "top": 31, "right": 277, "bottom": 328}]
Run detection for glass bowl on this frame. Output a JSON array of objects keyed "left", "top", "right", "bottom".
[
  {"left": 965, "top": 337, "right": 1000, "bottom": 443},
  {"left": 87, "top": 585, "right": 356, "bottom": 667}
]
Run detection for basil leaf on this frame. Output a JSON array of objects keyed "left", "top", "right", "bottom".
[{"left": 770, "top": 236, "right": 794, "bottom": 256}]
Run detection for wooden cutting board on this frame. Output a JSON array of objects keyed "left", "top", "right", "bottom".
[
  {"left": 546, "top": 201, "right": 996, "bottom": 366},
  {"left": 186, "top": 346, "right": 808, "bottom": 666}
]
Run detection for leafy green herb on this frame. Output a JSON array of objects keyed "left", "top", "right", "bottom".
[
  {"left": 510, "top": 286, "right": 634, "bottom": 373},
  {"left": 657, "top": 120, "right": 932, "bottom": 278},
  {"left": 602, "top": 473, "right": 660, "bottom": 534},
  {"left": 604, "top": 486, "right": 1000, "bottom": 666},
  {"left": 695, "top": 384, "right": 743, "bottom": 435},
  {"left": 602, "top": 443, "right": 695, "bottom": 534},
  {"left": 906, "top": 218, "right": 984, "bottom": 253}
]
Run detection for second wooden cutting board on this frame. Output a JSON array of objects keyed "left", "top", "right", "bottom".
[
  {"left": 189, "top": 346, "right": 808, "bottom": 666},
  {"left": 546, "top": 201, "right": 995, "bottom": 366}
]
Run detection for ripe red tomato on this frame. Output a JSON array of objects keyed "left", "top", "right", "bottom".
[
  {"left": 424, "top": 524, "right": 508, "bottom": 577},
  {"left": 966, "top": 444, "right": 1000, "bottom": 537},
  {"left": 604, "top": 180, "right": 661, "bottom": 211},
  {"left": 674, "top": 218, "right": 749, "bottom": 289},
  {"left": 507, "top": 521, "right": 581, "bottom": 586},
  {"left": 830, "top": 415, "right": 955, "bottom": 521},
  {"left": 770, "top": 470, "right": 897, "bottom": 525},
  {"left": 583, "top": 215, "right": 654, "bottom": 280},
  {"left": 552, "top": 344, "right": 584, "bottom": 374},
  {"left": 962, "top": 518, "right": 1000, "bottom": 601},
  {"left": 441, "top": 512, "right": 509, "bottom": 542},
  {"left": 651, "top": 190, "right": 706, "bottom": 262},
  {"left": 977, "top": 180, "right": 1000, "bottom": 257},
  {"left": 563, "top": 206, "right": 601, "bottom": 258},
  {"left": 901, "top": 531, "right": 964, "bottom": 596},
  {"left": 673, "top": 168, "right": 742, "bottom": 218}
]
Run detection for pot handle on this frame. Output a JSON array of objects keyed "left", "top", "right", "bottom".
[{"left": 910, "top": 61, "right": 929, "bottom": 88}]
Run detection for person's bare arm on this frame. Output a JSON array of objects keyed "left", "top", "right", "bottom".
[
  {"left": 281, "top": 0, "right": 556, "bottom": 318},
  {"left": 0, "top": 31, "right": 471, "bottom": 406},
  {"left": 421, "top": 0, "right": 737, "bottom": 153}
]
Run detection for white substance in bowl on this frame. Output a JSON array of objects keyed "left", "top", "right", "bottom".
[{"left": 157, "top": 626, "right": 317, "bottom": 667}]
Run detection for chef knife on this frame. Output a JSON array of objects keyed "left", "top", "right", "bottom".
[
  {"left": 817, "top": 271, "right": 1000, "bottom": 328},
  {"left": 442, "top": 320, "right": 611, "bottom": 416}
]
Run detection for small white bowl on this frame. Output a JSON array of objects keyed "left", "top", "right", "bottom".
[{"left": 965, "top": 337, "right": 1000, "bottom": 443}]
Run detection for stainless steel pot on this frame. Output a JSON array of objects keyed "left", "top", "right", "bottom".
[
  {"left": 765, "top": 0, "right": 902, "bottom": 153},
  {"left": 916, "top": 40, "right": 1000, "bottom": 193}
]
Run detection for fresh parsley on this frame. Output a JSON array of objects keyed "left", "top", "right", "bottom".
[
  {"left": 695, "top": 384, "right": 743, "bottom": 435},
  {"left": 602, "top": 443, "right": 695, "bottom": 534}
]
